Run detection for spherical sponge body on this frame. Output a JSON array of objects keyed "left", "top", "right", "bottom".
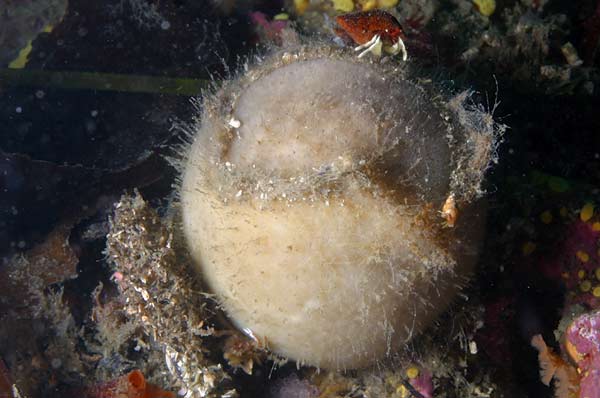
[{"left": 180, "top": 48, "right": 494, "bottom": 369}]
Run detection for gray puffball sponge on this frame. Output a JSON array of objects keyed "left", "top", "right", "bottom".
[{"left": 180, "top": 46, "right": 502, "bottom": 370}]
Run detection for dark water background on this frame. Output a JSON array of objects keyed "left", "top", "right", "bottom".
[{"left": 1, "top": 0, "right": 600, "bottom": 397}]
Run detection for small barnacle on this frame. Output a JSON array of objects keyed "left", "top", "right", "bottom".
[
  {"left": 223, "top": 332, "right": 267, "bottom": 374},
  {"left": 441, "top": 193, "right": 458, "bottom": 228}
]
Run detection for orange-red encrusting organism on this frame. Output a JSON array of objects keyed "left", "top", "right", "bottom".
[
  {"left": 335, "top": 10, "right": 406, "bottom": 47},
  {"left": 78, "top": 369, "right": 175, "bottom": 398}
]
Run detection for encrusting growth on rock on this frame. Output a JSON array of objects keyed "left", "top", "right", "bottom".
[{"left": 106, "top": 193, "right": 243, "bottom": 398}]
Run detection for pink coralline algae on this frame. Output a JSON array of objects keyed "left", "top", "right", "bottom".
[
  {"left": 565, "top": 310, "right": 600, "bottom": 398},
  {"left": 268, "top": 374, "right": 319, "bottom": 398},
  {"left": 249, "top": 12, "right": 288, "bottom": 43},
  {"left": 410, "top": 370, "right": 433, "bottom": 398}
]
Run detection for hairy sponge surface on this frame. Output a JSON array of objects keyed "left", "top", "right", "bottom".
[{"left": 180, "top": 49, "right": 495, "bottom": 369}]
